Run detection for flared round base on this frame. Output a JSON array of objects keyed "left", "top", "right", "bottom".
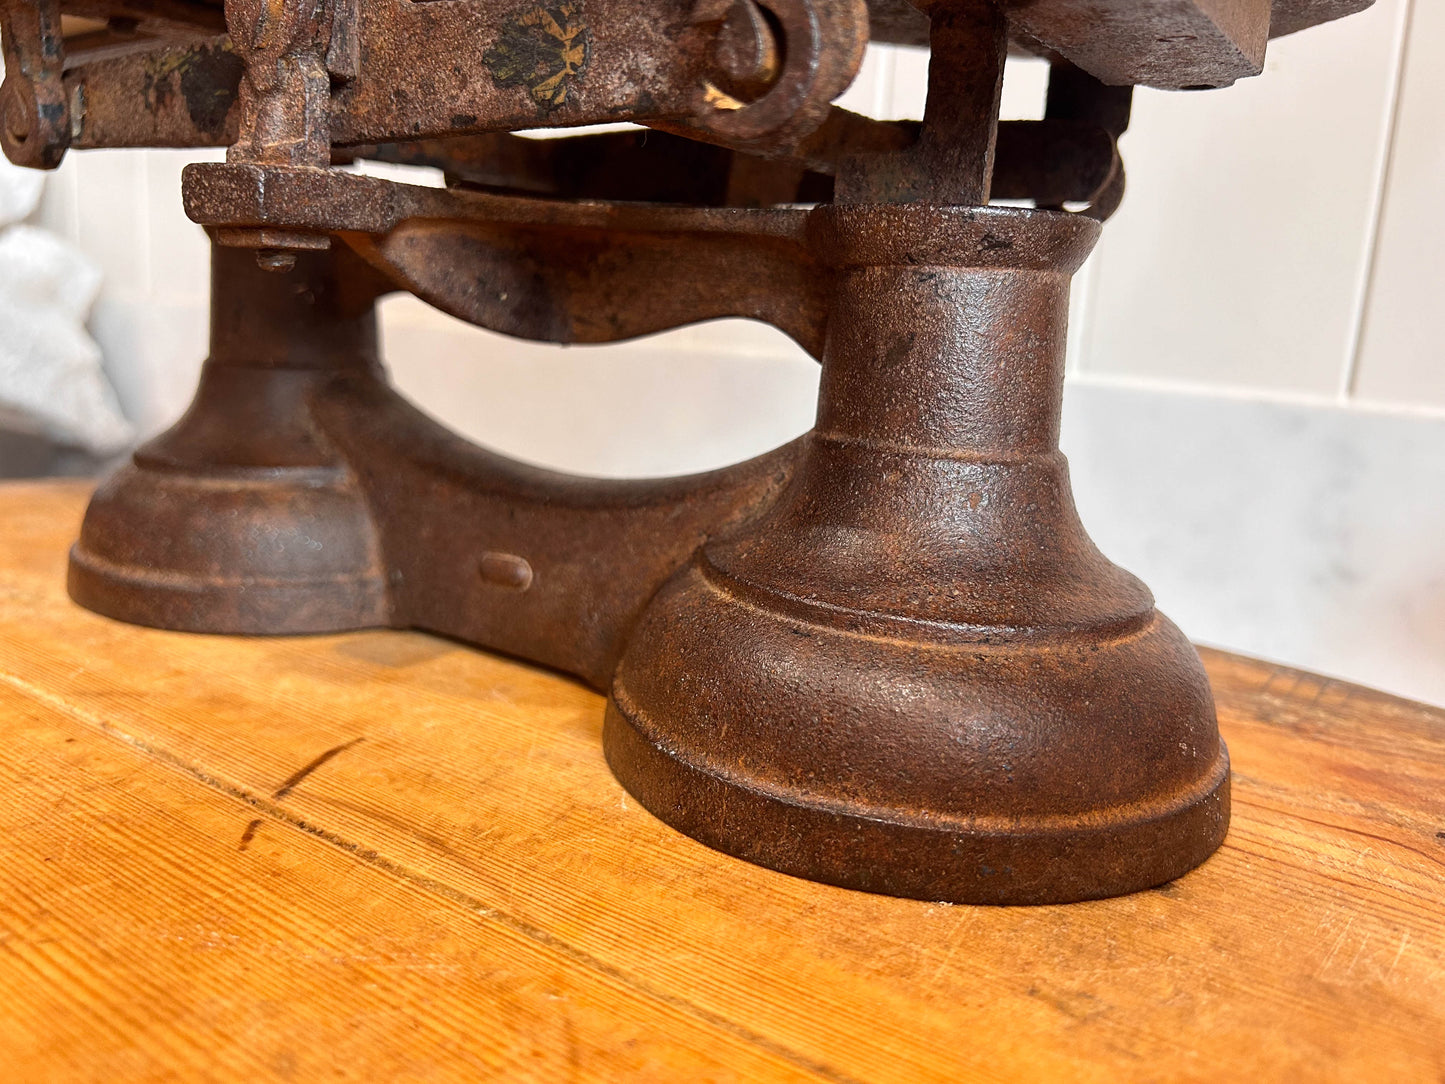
[
  {"left": 603, "top": 555, "right": 1231, "bottom": 905},
  {"left": 69, "top": 458, "right": 388, "bottom": 635},
  {"left": 606, "top": 693, "right": 1229, "bottom": 904}
]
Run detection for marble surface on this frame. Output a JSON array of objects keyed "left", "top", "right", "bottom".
[{"left": 1061, "top": 380, "right": 1445, "bottom": 710}]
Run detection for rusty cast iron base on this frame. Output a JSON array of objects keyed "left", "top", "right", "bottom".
[
  {"left": 604, "top": 205, "right": 1228, "bottom": 903},
  {"left": 69, "top": 247, "right": 393, "bottom": 635},
  {"left": 69, "top": 210, "right": 1228, "bottom": 904},
  {"left": 69, "top": 244, "right": 798, "bottom": 689}
]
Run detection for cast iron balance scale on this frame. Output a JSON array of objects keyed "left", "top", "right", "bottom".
[{"left": 2, "top": 0, "right": 1371, "bottom": 903}]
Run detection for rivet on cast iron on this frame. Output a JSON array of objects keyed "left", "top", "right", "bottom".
[{"left": 479, "top": 552, "right": 535, "bottom": 591}]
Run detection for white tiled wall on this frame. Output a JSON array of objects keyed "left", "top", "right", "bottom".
[
  {"left": 1081, "top": 0, "right": 1412, "bottom": 396},
  {"left": 1354, "top": 0, "right": 1445, "bottom": 407},
  {"left": 23, "top": 0, "right": 1445, "bottom": 705}
]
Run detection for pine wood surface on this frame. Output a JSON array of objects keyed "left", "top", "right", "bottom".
[{"left": 0, "top": 480, "right": 1441, "bottom": 1082}]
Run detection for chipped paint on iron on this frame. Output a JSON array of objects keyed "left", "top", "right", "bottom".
[
  {"left": 482, "top": 2, "right": 591, "bottom": 111},
  {"left": 141, "top": 42, "right": 243, "bottom": 139}
]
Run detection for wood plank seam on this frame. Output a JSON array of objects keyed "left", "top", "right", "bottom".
[
  {"left": 0, "top": 664, "right": 869, "bottom": 1084},
  {"left": 0, "top": 680, "right": 836, "bottom": 1081},
  {"left": 1233, "top": 797, "right": 1445, "bottom": 878}
]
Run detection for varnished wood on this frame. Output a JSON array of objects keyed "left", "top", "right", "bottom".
[{"left": 0, "top": 481, "right": 1441, "bottom": 1082}]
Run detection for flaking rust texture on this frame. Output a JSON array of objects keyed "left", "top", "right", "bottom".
[{"left": 2, "top": 0, "right": 1372, "bottom": 902}]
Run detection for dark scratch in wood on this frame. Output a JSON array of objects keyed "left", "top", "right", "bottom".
[
  {"left": 239, "top": 818, "right": 263, "bottom": 851},
  {"left": 1259, "top": 665, "right": 1292, "bottom": 695},
  {"left": 1233, "top": 795, "right": 1445, "bottom": 873},
  {"left": 1306, "top": 679, "right": 1335, "bottom": 709},
  {"left": 273, "top": 737, "right": 366, "bottom": 799},
  {"left": 2, "top": 689, "right": 863, "bottom": 1084}
]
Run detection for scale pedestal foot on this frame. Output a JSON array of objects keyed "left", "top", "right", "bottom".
[
  {"left": 68, "top": 245, "right": 391, "bottom": 635},
  {"left": 605, "top": 206, "right": 1229, "bottom": 904}
]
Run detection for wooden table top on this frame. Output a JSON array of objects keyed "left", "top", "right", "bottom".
[{"left": 0, "top": 481, "right": 1441, "bottom": 1082}]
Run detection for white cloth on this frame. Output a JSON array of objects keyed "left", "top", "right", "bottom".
[
  {"left": 0, "top": 154, "right": 134, "bottom": 454},
  {"left": 0, "top": 153, "right": 43, "bottom": 226}
]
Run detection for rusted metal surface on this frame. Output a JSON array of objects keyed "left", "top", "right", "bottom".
[
  {"left": 64, "top": 37, "right": 241, "bottom": 148},
  {"left": 1005, "top": 0, "right": 1272, "bottom": 91},
  {"left": 71, "top": 244, "right": 801, "bottom": 684},
  {"left": 6, "top": 0, "right": 1367, "bottom": 166},
  {"left": 864, "top": 0, "right": 1368, "bottom": 56},
  {"left": 608, "top": 206, "right": 1229, "bottom": 903},
  {"left": 75, "top": 207, "right": 1230, "bottom": 904},
  {"left": 69, "top": 244, "right": 394, "bottom": 634},
  {"left": 838, "top": 1, "right": 1008, "bottom": 204},
  {"left": 6, "top": 0, "right": 1374, "bottom": 902},
  {"left": 1, "top": 0, "right": 69, "bottom": 167}
]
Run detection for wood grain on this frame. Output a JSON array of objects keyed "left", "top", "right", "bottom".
[{"left": 0, "top": 481, "right": 1441, "bottom": 1082}]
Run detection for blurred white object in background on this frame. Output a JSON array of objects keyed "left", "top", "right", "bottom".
[
  {"left": 0, "top": 154, "right": 43, "bottom": 225},
  {"left": 0, "top": 151, "right": 133, "bottom": 456}
]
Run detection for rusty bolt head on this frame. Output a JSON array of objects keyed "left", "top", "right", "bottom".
[
  {"left": 713, "top": 0, "right": 780, "bottom": 100},
  {"left": 2, "top": 82, "right": 33, "bottom": 147}
]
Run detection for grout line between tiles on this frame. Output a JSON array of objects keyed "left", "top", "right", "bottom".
[{"left": 1340, "top": 0, "right": 1418, "bottom": 402}]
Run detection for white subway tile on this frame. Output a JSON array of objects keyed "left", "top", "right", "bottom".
[
  {"left": 381, "top": 305, "right": 818, "bottom": 477},
  {"left": 145, "top": 149, "right": 223, "bottom": 303},
  {"left": 835, "top": 43, "right": 889, "bottom": 118},
  {"left": 1078, "top": 0, "right": 1410, "bottom": 395},
  {"left": 73, "top": 150, "right": 151, "bottom": 302},
  {"left": 885, "top": 44, "right": 928, "bottom": 120},
  {"left": 90, "top": 295, "right": 208, "bottom": 437},
  {"left": 28, "top": 157, "right": 80, "bottom": 242},
  {"left": 1352, "top": 0, "right": 1445, "bottom": 408}
]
